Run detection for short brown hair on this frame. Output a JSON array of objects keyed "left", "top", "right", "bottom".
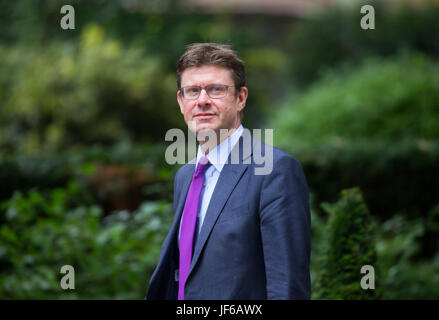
[{"left": 176, "top": 43, "right": 246, "bottom": 94}]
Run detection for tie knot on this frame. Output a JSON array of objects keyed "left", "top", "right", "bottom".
[{"left": 195, "top": 156, "right": 210, "bottom": 175}]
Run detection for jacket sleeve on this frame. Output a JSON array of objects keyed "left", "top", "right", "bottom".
[{"left": 259, "top": 154, "right": 311, "bottom": 299}]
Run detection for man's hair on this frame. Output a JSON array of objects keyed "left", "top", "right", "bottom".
[{"left": 176, "top": 43, "right": 246, "bottom": 96}]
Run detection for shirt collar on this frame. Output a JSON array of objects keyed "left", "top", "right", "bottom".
[{"left": 196, "top": 125, "right": 244, "bottom": 173}]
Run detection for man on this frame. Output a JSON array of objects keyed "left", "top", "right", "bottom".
[{"left": 146, "top": 43, "right": 311, "bottom": 300}]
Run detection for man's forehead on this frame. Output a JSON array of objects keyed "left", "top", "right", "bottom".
[{"left": 181, "top": 65, "right": 233, "bottom": 85}]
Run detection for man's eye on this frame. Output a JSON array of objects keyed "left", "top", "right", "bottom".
[
  {"left": 211, "top": 86, "right": 223, "bottom": 92},
  {"left": 184, "top": 87, "right": 200, "bottom": 95}
]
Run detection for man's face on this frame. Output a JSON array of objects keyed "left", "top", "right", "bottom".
[{"left": 177, "top": 65, "right": 248, "bottom": 136}]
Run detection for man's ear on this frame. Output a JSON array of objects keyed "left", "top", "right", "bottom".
[
  {"left": 177, "top": 90, "right": 184, "bottom": 115},
  {"left": 237, "top": 86, "right": 248, "bottom": 112}
]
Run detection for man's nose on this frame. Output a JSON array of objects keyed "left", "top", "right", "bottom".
[{"left": 197, "top": 88, "right": 211, "bottom": 104}]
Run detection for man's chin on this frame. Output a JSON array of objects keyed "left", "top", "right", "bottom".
[
  {"left": 195, "top": 127, "right": 220, "bottom": 147},
  {"left": 195, "top": 124, "right": 218, "bottom": 134},
  {"left": 187, "top": 119, "right": 216, "bottom": 133},
  {"left": 196, "top": 127, "right": 217, "bottom": 137}
]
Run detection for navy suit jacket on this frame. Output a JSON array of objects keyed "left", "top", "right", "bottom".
[{"left": 146, "top": 133, "right": 311, "bottom": 299}]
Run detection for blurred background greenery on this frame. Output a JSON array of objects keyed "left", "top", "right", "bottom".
[{"left": 1, "top": 0, "right": 439, "bottom": 299}]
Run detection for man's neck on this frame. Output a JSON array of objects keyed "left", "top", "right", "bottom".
[{"left": 199, "top": 124, "right": 241, "bottom": 155}]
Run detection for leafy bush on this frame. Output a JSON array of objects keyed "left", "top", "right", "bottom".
[
  {"left": 273, "top": 52, "right": 439, "bottom": 147},
  {"left": 0, "top": 24, "right": 181, "bottom": 155},
  {"left": 313, "top": 188, "right": 378, "bottom": 299},
  {"left": 311, "top": 189, "right": 439, "bottom": 299},
  {"left": 376, "top": 206, "right": 439, "bottom": 299},
  {"left": 0, "top": 143, "right": 176, "bottom": 207},
  {"left": 0, "top": 181, "right": 173, "bottom": 299},
  {"left": 270, "top": 52, "right": 439, "bottom": 231},
  {"left": 285, "top": 0, "right": 439, "bottom": 87}
]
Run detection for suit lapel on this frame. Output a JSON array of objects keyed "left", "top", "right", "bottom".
[{"left": 188, "top": 133, "right": 254, "bottom": 278}]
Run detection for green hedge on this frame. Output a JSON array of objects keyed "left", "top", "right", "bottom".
[
  {"left": 311, "top": 188, "right": 439, "bottom": 299},
  {"left": 313, "top": 188, "right": 378, "bottom": 299},
  {"left": 271, "top": 52, "right": 439, "bottom": 222},
  {"left": 376, "top": 208, "right": 439, "bottom": 299},
  {"left": 0, "top": 181, "right": 173, "bottom": 299},
  {"left": 0, "top": 25, "right": 181, "bottom": 155},
  {"left": 0, "top": 142, "right": 175, "bottom": 201},
  {"left": 273, "top": 52, "right": 439, "bottom": 147},
  {"left": 285, "top": 0, "right": 439, "bottom": 87}
]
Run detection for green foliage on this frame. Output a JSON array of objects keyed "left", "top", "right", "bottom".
[
  {"left": 376, "top": 207, "right": 439, "bottom": 299},
  {"left": 0, "top": 24, "right": 180, "bottom": 155},
  {"left": 273, "top": 52, "right": 439, "bottom": 148},
  {"left": 309, "top": 193, "right": 327, "bottom": 294},
  {"left": 0, "top": 181, "right": 173, "bottom": 299},
  {"left": 311, "top": 192, "right": 439, "bottom": 299},
  {"left": 313, "top": 188, "right": 378, "bottom": 299},
  {"left": 293, "top": 141, "right": 439, "bottom": 224},
  {"left": 271, "top": 53, "right": 439, "bottom": 227},
  {"left": 0, "top": 143, "right": 175, "bottom": 205},
  {"left": 0, "top": 1, "right": 294, "bottom": 134},
  {"left": 286, "top": 0, "right": 439, "bottom": 87}
]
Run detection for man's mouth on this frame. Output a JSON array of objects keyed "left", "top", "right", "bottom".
[{"left": 195, "top": 113, "right": 215, "bottom": 119}]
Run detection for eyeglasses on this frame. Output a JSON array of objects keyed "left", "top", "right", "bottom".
[{"left": 179, "top": 84, "right": 237, "bottom": 100}]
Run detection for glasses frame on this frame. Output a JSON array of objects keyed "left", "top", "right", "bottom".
[{"left": 179, "top": 84, "right": 239, "bottom": 100}]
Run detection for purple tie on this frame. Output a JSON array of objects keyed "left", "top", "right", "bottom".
[{"left": 178, "top": 156, "right": 211, "bottom": 300}]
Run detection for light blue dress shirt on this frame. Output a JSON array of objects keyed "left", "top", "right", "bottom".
[{"left": 178, "top": 125, "right": 244, "bottom": 244}]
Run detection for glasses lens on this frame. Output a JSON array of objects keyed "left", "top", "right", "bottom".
[
  {"left": 183, "top": 86, "right": 201, "bottom": 99},
  {"left": 181, "top": 85, "right": 229, "bottom": 99},
  {"left": 207, "top": 85, "right": 227, "bottom": 98}
]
